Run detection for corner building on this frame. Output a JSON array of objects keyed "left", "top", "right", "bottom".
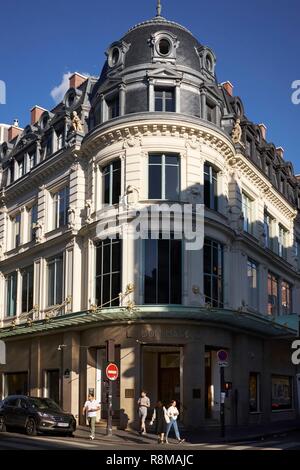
[{"left": 0, "top": 10, "right": 300, "bottom": 429}]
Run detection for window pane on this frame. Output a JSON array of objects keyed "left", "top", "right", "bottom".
[
  {"left": 102, "top": 274, "right": 110, "bottom": 306},
  {"left": 56, "top": 259, "right": 63, "bottom": 304},
  {"left": 112, "top": 166, "right": 121, "bottom": 205},
  {"left": 111, "top": 273, "right": 121, "bottom": 306},
  {"left": 271, "top": 376, "right": 292, "bottom": 410},
  {"left": 112, "top": 240, "right": 121, "bottom": 273},
  {"left": 104, "top": 171, "right": 110, "bottom": 204},
  {"left": 158, "top": 240, "right": 170, "bottom": 303},
  {"left": 170, "top": 240, "right": 182, "bottom": 304},
  {"left": 48, "top": 263, "right": 55, "bottom": 306},
  {"left": 102, "top": 241, "right": 111, "bottom": 275},
  {"left": 149, "top": 155, "right": 162, "bottom": 165},
  {"left": 149, "top": 165, "right": 162, "bottom": 199},
  {"left": 165, "top": 165, "right": 179, "bottom": 200},
  {"left": 144, "top": 239, "right": 157, "bottom": 303}
]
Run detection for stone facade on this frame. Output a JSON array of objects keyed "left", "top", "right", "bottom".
[{"left": 0, "top": 11, "right": 299, "bottom": 429}]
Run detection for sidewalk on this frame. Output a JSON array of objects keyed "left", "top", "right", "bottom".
[{"left": 75, "top": 419, "right": 300, "bottom": 445}]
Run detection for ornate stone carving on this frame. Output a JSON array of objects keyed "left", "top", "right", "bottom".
[
  {"left": 231, "top": 119, "right": 244, "bottom": 147},
  {"left": 71, "top": 111, "right": 83, "bottom": 133},
  {"left": 85, "top": 199, "right": 93, "bottom": 223},
  {"left": 126, "top": 185, "right": 140, "bottom": 205},
  {"left": 68, "top": 206, "right": 76, "bottom": 229}
]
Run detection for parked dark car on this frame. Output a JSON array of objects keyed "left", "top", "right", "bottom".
[{"left": 0, "top": 395, "right": 76, "bottom": 436}]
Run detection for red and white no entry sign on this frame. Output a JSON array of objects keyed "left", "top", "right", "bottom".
[{"left": 106, "top": 363, "right": 119, "bottom": 381}]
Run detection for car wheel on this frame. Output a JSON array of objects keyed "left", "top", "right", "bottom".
[
  {"left": 25, "top": 417, "right": 37, "bottom": 436},
  {"left": 0, "top": 416, "right": 6, "bottom": 432}
]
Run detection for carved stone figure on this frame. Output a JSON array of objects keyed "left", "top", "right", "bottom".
[
  {"left": 71, "top": 111, "right": 83, "bottom": 133},
  {"left": 231, "top": 119, "right": 243, "bottom": 146}
]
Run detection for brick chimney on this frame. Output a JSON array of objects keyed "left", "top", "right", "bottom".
[
  {"left": 69, "top": 73, "right": 87, "bottom": 89},
  {"left": 8, "top": 124, "right": 23, "bottom": 142},
  {"left": 221, "top": 81, "right": 234, "bottom": 97},
  {"left": 259, "top": 123, "right": 267, "bottom": 140},
  {"left": 276, "top": 147, "right": 284, "bottom": 159},
  {"left": 31, "top": 106, "right": 47, "bottom": 125}
]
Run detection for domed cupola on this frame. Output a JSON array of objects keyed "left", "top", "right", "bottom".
[{"left": 90, "top": 1, "right": 221, "bottom": 129}]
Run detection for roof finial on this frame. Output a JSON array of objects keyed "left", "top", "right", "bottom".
[{"left": 156, "top": 0, "right": 162, "bottom": 16}]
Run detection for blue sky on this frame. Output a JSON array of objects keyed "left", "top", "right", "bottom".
[{"left": 0, "top": 0, "right": 299, "bottom": 171}]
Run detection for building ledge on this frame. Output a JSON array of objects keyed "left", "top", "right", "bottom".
[{"left": 0, "top": 306, "right": 297, "bottom": 340}]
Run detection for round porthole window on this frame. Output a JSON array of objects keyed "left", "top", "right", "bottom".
[
  {"left": 158, "top": 38, "right": 171, "bottom": 56},
  {"left": 110, "top": 47, "right": 120, "bottom": 67}
]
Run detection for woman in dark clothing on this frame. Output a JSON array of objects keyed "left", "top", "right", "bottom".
[{"left": 150, "top": 401, "right": 168, "bottom": 443}]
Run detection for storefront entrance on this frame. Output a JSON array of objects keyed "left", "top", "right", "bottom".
[
  {"left": 142, "top": 346, "right": 181, "bottom": 409},
  {"left": 5, "top": 372, "right": 28, "bottom": 396}
]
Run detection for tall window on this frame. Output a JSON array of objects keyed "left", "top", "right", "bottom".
[
  {"left": 144, "top": 238, "right": 182, "bottom": 304},
  {"left": 107, "top": 95, "right": 119, "bottom": 119},
  {"left": 53, "top": 186, "right": 69, "bottom": 229},
  {"left": 148, "top": 154, "right": 180, "bottom": 200},
  {"left": 245, "top": 138, "right": 252, "bottom": 157},
  {"left": 268, "top": 272, "right": 279, "bottom": 316},
  {"left": 22, "top": 266, "right": 34, "bottom": 313},
  {"left": 242, "top": 192, "right": 253, "bottom": 234},
  {"left": 95, "top": 239, "right": 121, "bottom": 307},
  {"left": 28, "top": 204, "right": 38, "bottom": 242},
  {"left": 6, "top": 272, "right": 17, "bottom": 317},
  {"left": 18, "top": 156, "right": 26, "bottom": 178},
  {"left": 264, "top": 212, "right": 274, "bottom": 250},
  {"left": 11, "top": 213, "right": 21, "bottom": 249},
  {"left": 103, "top": 160, "right": 121, "bottom": 205},
  {"left": 249, "top": 372, "right": 261, "bottom": 413},
  {"left": 204, "top": 163, "right": 218, "bottom": 211},
  {"left": 155, "top": 88, "right": 175, "bottom": 112},
  {"left": 203, "top": 238, "right": 224, "bottom": 307},
  {"left": 56, "top": 130, "right": 64, "bottom": 150},
  {"left": 278, "top": 225, "right": 288, "bottom": 259},
  {"left": 206, "top": 102, "right": 216, "bottom": 123},
  {"left": 271, "top": 376, "right": 293, "bottom": 411},
  {"left": 28, "top": 150, "right": 36, "bottom": 170},
  {"left": 247, "top": 258, "right": 258, "bottom": 311},
  {"left": 281, "top": 281, "right": 292, "bottom": 315},
  {"left": 47, "top": 255, "right": 63, "bottom": 306}
]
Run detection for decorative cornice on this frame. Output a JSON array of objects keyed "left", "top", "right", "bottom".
[
  {"left": 231, "top": 153, "right": 297, "bottom": 220},
  {"left": 83, "top": 117, "right": 235, "bottom": 162}
]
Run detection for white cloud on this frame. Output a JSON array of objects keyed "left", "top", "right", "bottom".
[
  {"left": 50, "top": 72, "right": 72, "bottom": 104},
  {"left": 50, "top": 71, "right": 91, "bottom": 104}
]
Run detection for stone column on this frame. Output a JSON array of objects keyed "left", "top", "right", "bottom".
[
  {"left": 119, "top": 339, "right": 141, "bottom": 427},
  {"left": 119, "top": 84, "right": 126, "bottom": 116},
  {"left": 148, "top": 79, "right": 154, "bottom": 112},
  {"left": 62, "top": 331, "right": 80, "bottom": 418},
  {"left": 182, "top": 340, "right": 205, "bottom": 427},
  {"left": 29, "top": 338, "right": 41, "bottom": 397}
]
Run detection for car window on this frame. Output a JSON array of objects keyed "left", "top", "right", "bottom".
[
  {"left": 4, "top": 397, "right": 19, "bottom": 407},
  {"left": 28, "top": 398, "right": 62, "bottom": 412},
  {"left": 20, "top": 399, "right": 28, "bottom": 409}
]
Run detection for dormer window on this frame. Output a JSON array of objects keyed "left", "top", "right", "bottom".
[
  {"left": 206, "top": 101, "right": 216, "bottom": 123},
  {"left": 106, "top": 94, "right": 120, "bottom": 120},
  {"left": 18, "top": 156, "right": 26, "bottom": 178},
  {"left": 29, "top": 150, "right": 36, "bottom": 170},
  {"left": 246, "top": 137, "right": 252, "bottom": 157},
  {"left": 150, "top": 31, "right": 179, "bottom": 64},
  {"left": 155, "top": 87, "right": 175, "bottom": 112}
]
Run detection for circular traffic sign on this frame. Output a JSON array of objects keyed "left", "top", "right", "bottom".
[
  {"left": 217, "top": 349, "right": 228, "bottom": 362},
  {"left": 106, "top": 363, "right": 119, "bottom": 381}
]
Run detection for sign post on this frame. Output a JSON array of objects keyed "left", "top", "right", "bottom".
[
  {"left": 217, "top": 350, "right": 228, "bottom": 438},
  {"left": 105, "top": 362, "right": 119, "bottom": 436}
]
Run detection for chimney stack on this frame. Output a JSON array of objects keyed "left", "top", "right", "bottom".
[
  {"left": 221, "top": 81, "right": 234, "bottom": 97},
  {"left": 31, "top": 106, "right": 47, "bottom": 125},
  {"left": 8, "top": 124, "right": 23, "bottom": 142},
  {"left": 276, "top": 147, "right": 284, "bottom": 159},
  {"left": 259, "top": 123, "right": 267, "bottom": 140},
  {"left": 69, "top": 73, "right": 87, "bottom": 89}
]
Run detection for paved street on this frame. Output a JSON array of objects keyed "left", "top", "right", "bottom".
[{"left": 1, "top": 430, "right": 300, "bottom": 450}]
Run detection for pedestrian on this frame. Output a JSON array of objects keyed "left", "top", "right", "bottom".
[
  {"left": 165, "top": 400, "right": 185, "bottom": 444},
  {"left": 150, "top": 401, "right": 169, "bottom": 444},
  {"left": 137, "top": 390, "right": 150, "bottom": 435},
  {"left": 82, "top": 392, "right": 100, "bottom": 440}
]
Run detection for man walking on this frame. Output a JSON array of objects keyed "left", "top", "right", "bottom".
[{"left": 82, "top": 392, "right": 100, "bottom": 440}]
